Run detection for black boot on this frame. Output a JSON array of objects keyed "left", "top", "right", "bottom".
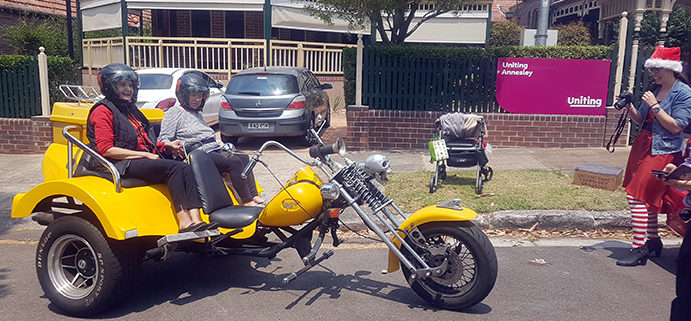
[
  {"left": 644, "top": 238, "right": 663, "bottom": 258},
  {"left": 616, "top": 246, "right": 650, "bottom": 266}
]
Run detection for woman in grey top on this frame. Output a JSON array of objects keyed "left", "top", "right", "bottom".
[{"left": 158, "top": 73, "right": 264, "bottom": 206}]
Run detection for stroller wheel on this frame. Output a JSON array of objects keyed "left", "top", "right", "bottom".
[
  {"left": 475, "top": 169, "right": 484, "bottom": 194},
  {"left": 429, "top": 175, "right": 437, "bottom": 193},
  {"left": 438, "top": 164, "right": 447, "bottom": 180}
]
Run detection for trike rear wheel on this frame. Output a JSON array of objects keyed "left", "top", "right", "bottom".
[
  {"left": 36, "top": 216, "right": 141, "bottom": 316},
  {"left": 401, "top": 221, "right": 497, "bottom": 310}
]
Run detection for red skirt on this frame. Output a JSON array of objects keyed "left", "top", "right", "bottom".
[{"left": 623, "top": 129, "right": 682, "bottom": 213}]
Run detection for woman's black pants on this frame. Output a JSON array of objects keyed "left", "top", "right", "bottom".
[
  {"left": 671, "top": 223, "right": 691, "bottom": 321},
  {"left": 124, "top": 158, "right": 202, "bottom": 212},
  {"left": 206, "top": 152, "right": 258, "bottom": 204}
]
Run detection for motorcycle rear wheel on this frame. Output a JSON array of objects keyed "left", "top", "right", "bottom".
[{"left": 401, "top": 221, "right": 497, "bottom": 310}]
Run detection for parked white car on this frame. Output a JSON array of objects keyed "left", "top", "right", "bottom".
[{"left": 135, "top": 68, "right": 225, "bottom": 125}]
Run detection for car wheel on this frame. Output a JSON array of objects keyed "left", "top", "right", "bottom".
[
  {"left": 221, "top": 134, "right": 239, "bottom": 145},
  {"left": 36, "top": 216, "right": 141, "bottom": 316}
]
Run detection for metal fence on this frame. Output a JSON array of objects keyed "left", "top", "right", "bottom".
[
  {"left": 0, "top": 58, "right": 40, "bottom": 118},
  {"left": 362, "top": 48, "right": 500, "bottom": 113}
]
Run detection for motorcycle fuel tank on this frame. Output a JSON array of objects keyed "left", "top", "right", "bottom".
[{"left": 259, "top": 167, "right": 323, "bottom": 226}]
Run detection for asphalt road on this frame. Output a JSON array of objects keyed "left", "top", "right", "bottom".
[{"left": 0, "top": 229, "right": 680, "bottom": 321}]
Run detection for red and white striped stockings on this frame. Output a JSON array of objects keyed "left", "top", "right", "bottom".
[{"left": 627, "top": 194, "right": 659, "bottom": 248}]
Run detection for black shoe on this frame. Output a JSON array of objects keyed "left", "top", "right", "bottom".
[
  {"left": 616, "top": 247, "right": 650, "bottom": 266},
  {"left": 644, "top": 238, "right": 663, "bottom": 258}
]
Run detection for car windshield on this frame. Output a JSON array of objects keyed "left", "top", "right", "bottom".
[
  {"left": 138, "top": 74, "right": 173, "bottom": 90},
  {"left": 226, "top": 74, "right": 298, "bottom": 96}
]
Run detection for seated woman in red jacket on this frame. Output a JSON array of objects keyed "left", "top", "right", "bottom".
[{"left": 85, "top": 63, "right": 208, "bottom": 232}]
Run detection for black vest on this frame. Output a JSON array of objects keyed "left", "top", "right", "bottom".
[{"left": 83, "top": 98, "right": 157, "bottom": 175}]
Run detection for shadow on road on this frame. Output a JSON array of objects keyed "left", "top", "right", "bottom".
[
  {"left": 72, "top": 253, "right": 490, "bottom": 318},
  {"left": 589, "top": 240, "right": 680, "bottom": 275}
]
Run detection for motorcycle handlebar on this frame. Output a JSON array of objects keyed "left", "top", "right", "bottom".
[{"left": 241, "top": 157, "right": 258, "bottom": 179}]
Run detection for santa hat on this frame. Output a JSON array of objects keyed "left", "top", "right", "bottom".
[{"left": 645, "top": 46, "right": 683, "bottom": 73}]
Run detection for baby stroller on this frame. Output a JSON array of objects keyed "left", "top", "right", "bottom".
[{"left": 429, "top": 113, "right": 493, "bottom": 194}]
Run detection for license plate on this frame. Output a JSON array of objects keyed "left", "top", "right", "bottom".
[{"left": 248, "top": 122, "right": 269, "bottom": 130}]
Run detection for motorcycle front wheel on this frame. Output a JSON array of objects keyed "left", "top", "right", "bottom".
[{"left": 401, "top": 221, "right": 497, "bottom": 310}]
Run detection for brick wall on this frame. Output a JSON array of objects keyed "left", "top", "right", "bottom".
[
  {"left": 244, "top": 11, "right": 263, "bottom": 38},
  {"left": 346, "top": 105, "right": 627, "bottom": 151},
  {"left": 0, "top": 117, "right": 52, "bottom": 154}
]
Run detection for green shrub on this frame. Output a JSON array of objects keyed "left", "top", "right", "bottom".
[
  {"left": 555, "top": 21, "right": 592, "bottom": 46},
  {"left": 343, "top": 47, "right": 356, "bottom": 106},
  {"left": 0, "top": 13, "right": 78, "bottom": 58},
  {"left": 489, "top": 21, "right": 523, "bottom": 47}
]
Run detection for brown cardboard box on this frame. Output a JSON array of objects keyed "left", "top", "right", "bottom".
[{"left": 573, "top": 163, "right": 624, "bottom": 191}]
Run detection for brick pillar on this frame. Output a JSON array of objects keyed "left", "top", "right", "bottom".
[
  {"left": 211, "top": 11, "right": 225, "bottom": 38},
  {"left": 176, "top": 11, "right": 191, "bottom": 37},
  {"left": 346, "top": 105, "right": 370, "bottom": 151}
]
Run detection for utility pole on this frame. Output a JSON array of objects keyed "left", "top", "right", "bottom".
[
  {"left": 66, "top": 0, "right": 74, "bottom": 60},
  {"left": 535, "top": 0, "right": 550, "bottom": 46}
]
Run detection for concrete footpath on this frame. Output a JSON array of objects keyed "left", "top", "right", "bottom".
[{"left": 0, "top": 144, "right": 637, "bottom": 233}]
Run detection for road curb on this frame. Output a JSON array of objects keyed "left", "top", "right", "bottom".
[{"left": 337, "top": 210, "right": 643, "bottom": 233}]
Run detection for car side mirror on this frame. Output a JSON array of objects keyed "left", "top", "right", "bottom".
[
  {"left": 321, "top": 83, "right": 333, "bottom": 90},
  {"left": 216, "top": 80, "right": 224, "bottom": 88}
]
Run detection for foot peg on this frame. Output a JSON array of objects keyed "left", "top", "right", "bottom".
[
  {"left": 282, "top": 250, "right": 334, "bottom": 285},
  {"left": 156, "top": 229, "right": 221, "bottom": 247}
]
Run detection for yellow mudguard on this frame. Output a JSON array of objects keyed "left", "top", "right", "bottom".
[{"left": 386, "top": 204, "right": 477, "bottom": 273}]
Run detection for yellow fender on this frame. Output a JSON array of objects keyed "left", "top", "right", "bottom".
[
  {"left": 11, "top": 177, "right": 257, "bottom": 240},
  {"left": 386, "top": 204, "right": 477, "bottom": 273}
]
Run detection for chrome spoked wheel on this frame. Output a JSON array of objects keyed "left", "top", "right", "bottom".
[
  {"left": 402, "top": 222, "right": 497, "bottom": 310},
  {"left": 47, "top": 234, "right": 99, "bottom": 300}
]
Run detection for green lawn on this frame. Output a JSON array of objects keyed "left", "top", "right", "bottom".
[{"left": 386, "top": 169, "right": 629, "bottom": 214}]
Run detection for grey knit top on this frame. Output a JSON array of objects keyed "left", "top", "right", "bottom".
[{"left": 158, "top": 106, "right": 220, "bottom": 153}]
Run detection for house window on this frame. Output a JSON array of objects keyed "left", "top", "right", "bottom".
[
  {"left": 290, "top": 29, "right": 305, "bottom": 41},
  {"left": 169, "top": 10, "right": 177, "bottom": 37},
  {"left": 191, "top": 10, "right": 211, "bottom": 38},
  {"left": 225, "top": 11, "right": 244, "bottom": 38}
]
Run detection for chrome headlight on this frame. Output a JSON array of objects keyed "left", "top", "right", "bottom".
[
  {"left": 363, "top": 154, "right": 392, "bottom": 185},
  {"left": 320, "top": 183, "right": 340, "bottom": 200}
]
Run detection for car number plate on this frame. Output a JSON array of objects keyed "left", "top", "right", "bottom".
[{"left": 248, "top": 122, "right": 269, "bottom": 130}]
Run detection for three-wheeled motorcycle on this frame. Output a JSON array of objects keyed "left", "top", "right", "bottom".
[{"left": 12, "top": 93, "right": 498, "bottom": 316}]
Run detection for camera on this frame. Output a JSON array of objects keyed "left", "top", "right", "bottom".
[{"left": 614, "top": 91, "right": 633, "bottom": 110}]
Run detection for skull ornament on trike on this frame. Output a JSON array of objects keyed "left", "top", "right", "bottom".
[{"left": 12, "top": 102, "right": 497, "bottom": 316}]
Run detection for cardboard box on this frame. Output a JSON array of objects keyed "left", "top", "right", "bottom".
[{"left": 573, "top": 163, "right": 624, "bottom": 191}]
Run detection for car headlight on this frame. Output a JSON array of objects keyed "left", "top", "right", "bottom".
[{"left": 320, "top": 183, "right": 340, "bottom": 200}]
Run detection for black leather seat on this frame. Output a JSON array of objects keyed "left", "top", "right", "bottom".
[
  {"left": 73, "top": 153, "right": 148, "bottom": 188},
  {"left": 189, "top": 150, "right": 262, "bottom": 229}
]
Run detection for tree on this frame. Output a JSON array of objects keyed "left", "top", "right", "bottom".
[
  {"left": 303, "top": 0, "right": 480, "bottom": 44},
  {"left": 555, "top": 21, "right": 591, "bottom": 46},
  {"left": 488, "top": 21, "right": 522, "bottom": 47}
]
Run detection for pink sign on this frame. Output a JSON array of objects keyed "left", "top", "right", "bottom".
[{"left": 496, "top": 58, "right": 611, "bottom": 115}]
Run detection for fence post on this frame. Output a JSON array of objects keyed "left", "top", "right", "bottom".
[
  {"left": 158, "top": 39, "right": 164, "bottom": 68},
  {"left": 227, "top": 41, "right": 233, "bottom": 79},
  {"left": 297, "top": 43, "right": 305, "bottom": 67},
  {"left": 38, "top": 47, "right": 50, "bottom": 116},
  {"left": 627, "top": 7, "right": 645, "bottom": 92},
  {"left": 612, "top": 12, "right": 628, "bottom": 103},
  {"left": 356, "top": 34, "right": 363, "bottom": 106}
]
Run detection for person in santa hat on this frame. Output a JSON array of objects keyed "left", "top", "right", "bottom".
[{"left": 619, "top": 46, "right": 691, "bottom": 267}]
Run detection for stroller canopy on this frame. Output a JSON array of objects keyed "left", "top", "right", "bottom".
[{"left": 437, "top": 113, "right": 484, "bottom": 140}]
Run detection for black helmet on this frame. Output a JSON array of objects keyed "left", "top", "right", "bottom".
[
  {"left": 176, "top": 73, "right": 210, "bottom": 111},
  {"left": 98, "top": 63, "right": 139, "bottom": 103}
]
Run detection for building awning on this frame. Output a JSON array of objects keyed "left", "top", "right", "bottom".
[{"left": 271, "top": 0, "right": 368, "bottom": 34}]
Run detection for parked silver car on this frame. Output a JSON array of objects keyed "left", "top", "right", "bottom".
[{"left": 219, "top": 67, "right": 332, "bottom": 145}]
